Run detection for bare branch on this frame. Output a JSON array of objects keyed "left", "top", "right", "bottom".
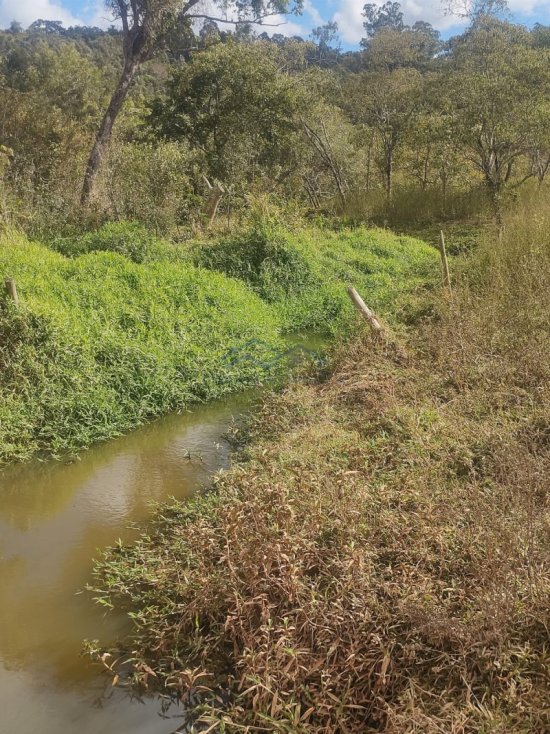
[
  {"left": 186, "top": 13, "right": 285, "bottom": 26},
  {"left": 180, "top": 0, "right": 203, "bottom": 16}
]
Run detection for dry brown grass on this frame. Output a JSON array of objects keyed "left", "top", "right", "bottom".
[{"left": 91, "top": 203, "right": 550, "bottom": 733}]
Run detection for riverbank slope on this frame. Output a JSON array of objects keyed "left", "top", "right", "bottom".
[
  {"left": 91, "top": 205, "right": 550, "bottom": 732},
  {"left": 0, "top": 223, "right": 435, "bottom": 464}
]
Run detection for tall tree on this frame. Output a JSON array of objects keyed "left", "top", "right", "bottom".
[
  {"left": 442, "top": 18, "right": 550, "bottom": 220},
  {"left": 310, "top": 21, "right": 340, "bottom": 65},
  {"left": 81, "top": 0, "right": 301, "bottom": 204},
  {"left": 361, "top": 1, "right": 404, "bottom": 44},
  {"left": 346, "top": 67, "right": 422, "bottom": 200},
  {"left": 361, "top": 3, "right": 440, "bottom": 69},
  {"left": 149, "top": 41, "right": 306, "bottom": 191}
]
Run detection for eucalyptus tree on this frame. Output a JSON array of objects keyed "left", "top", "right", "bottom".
[
  {"left": 361, "top": 3, "right": 441, "bottom": 71},
  {"left": 346, "top": 67, "right": 423, "bottom": 200},
  {"left": 442, "top": 18, "right": 550, "bottom": 219},
  {"left": 361, "top": 1, "right": 404, "bottom": 43},
  {"left": 81, "top": 0, "right": 302, "bottom": 204}
]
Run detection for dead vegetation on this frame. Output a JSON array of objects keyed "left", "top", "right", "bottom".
[{"left": 90, "top": 204, "right": 550, "bottom": 732}]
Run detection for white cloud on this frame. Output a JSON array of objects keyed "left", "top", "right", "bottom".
[
  {"left": 303, "top": 0, "right": 325, "bottom": 27},
  {"left": 0, "top": 0, "right": 81, "bottom": 28},
  {"left": 333, "top": 0, "right": 462, "bottom": 44},
  {"left": 81, "top": 0, "right": 117, "bottom": 28},
  {"left": 267, "top": 15, "right": 307, "bottom": 35}
]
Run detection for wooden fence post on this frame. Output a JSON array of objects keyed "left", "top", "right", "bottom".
[
  {"left": 438, "top": 230, "right": 452, "bottom": 294},
  {"left": 4, "top": 277, "right": 18, "bottom": 308},
  {"left": 346, "top": 286, "right": 383, "bottom": 333}
]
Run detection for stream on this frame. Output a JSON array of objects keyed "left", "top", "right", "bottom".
[{"left": 0, "top": 335, "right": 326, "bottom": 733}]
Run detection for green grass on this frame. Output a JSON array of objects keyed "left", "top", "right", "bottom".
[
  {"left": 0, "top": 220, "right": 437, "bottom": 464},
  {"left": 0, "top": 230, "right": 283, "bottom": 464},
  {"left": 193, "top": 220, "right": 438, "bottom": 332},
  {"left": 47, "top": 221, "right": 186, "bottom": 263}
]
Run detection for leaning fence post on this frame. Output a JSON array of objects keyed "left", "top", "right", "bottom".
[
  {"left": 4, "top": 277, "right": 19, "bottom": 308},
  {"left": 346, "top": 286, "right": 383, "bottom": 333},
  {"left": 438, "top": 230, "right": 452, "bottom": 294}
]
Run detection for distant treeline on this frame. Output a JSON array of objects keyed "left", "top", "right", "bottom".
[{"left": 2, "top": 3, "right": 550, "bottom": 234}]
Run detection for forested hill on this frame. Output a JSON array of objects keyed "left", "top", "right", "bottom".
[{"left": 2, "top": 6, "right": 550, "bottom": 235}]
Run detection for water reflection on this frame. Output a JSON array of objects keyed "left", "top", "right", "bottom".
[{"left": 0, "top": 390, "right": 260, "bottom": 734}]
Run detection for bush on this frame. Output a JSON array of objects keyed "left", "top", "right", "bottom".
[
  {"left": 194, "top": 219, "right": 438, "bottom": 332},
  {"left": 48, "top": 221, "right": 187, "bottom": 263},
  {"left": 0, "top": 231, "right": 283, "bottom": 463},
  {"left": 100, "top": 141, "right": 198, "bottom": 234}
]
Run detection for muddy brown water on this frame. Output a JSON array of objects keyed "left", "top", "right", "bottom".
[
  {"left": 0, "top": 335, "right": 327, "bottom": 734},
  {"left": 0, "top": 389, "right": 263, "bottom": 734}
]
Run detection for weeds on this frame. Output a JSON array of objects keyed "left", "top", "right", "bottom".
[
  {"left": 0, "top": 220, "right": 434, "bottom": 462},
  {"left": 0, "top": 231, "right": 283, "bottom": 463},
  {"left": 193, "top": 218, "right": 437, "bottom": 332},
  {"left": 90, "top": 200, "right": 550, "bottom": 732}
]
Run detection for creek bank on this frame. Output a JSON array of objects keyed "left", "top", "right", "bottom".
[
  {"left": 91, "top": 303, "right": 550, "bottom": 733},
  {"left": 0, "top": 222, "right": 436, "bottom": 465}
]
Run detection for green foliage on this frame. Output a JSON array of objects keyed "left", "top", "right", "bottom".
[
  {"left": 441, "top": 19, "right": 550, "bottom": 201},
  {"left": 194, "top": 216, "right": 437, "bottom": 331},
  {"left": 49, "top": 221, "right": 185, "bottom": 262},
  {"left": 101, "top": 141, "right": 198, "bottom": 233},
  {"left": 150, "top": 41, "right": 306, "bottom": 187},
  {"left": 0, "top": 231, "right": 283, "bottom": 463},
  {"left": 0, "top": 220, "right": 436, "bottom": 462}
]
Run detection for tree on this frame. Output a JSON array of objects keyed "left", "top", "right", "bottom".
[
  {"left": 80, "top": 0, "right": 302, "bottom": 204},
  {"left": 310, "top": 21, "right": 340, "bottom": 65},
  {"left": 444, "top": 0, "right": 508, "bottom": 22},
  {"left": 361, "top": 3, "right": 440, "bottom": 69},
  {"left": 346, "top": 68, "right": 423, "bottom": 200},
  {"left": 363, "top": 25, "right": 441, "bottom": 70},
  {"left": 361, "top": 1, "right": 404, "bottom": 43},
  {"left": 149, "top": 42, "right": 306, "bottom": 197},
  {"left": 29, "top": 19, "right": 66, "bottom": 34},
  {"left": 442, "top": 19, "right": 550, "bottom": 220}
]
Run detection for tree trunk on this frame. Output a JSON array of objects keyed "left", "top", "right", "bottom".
[
  {"left": 385, "top": 150, "right": 393, "bottom": 202},
  {"left": 81, "top": 58, "right": 138, "bottom": 205},
  {"left": 366, "top": 142, "right": 372, "bottom": 192}
]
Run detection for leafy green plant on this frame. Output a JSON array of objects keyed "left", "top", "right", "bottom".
[
  {"left": 48, "top": 221, "right": 186, "bottom": 263},
  {"left": 194, "top": 218, "right": 438, "bottom": 332},
  {"left": 0, "top": 231, "right": 283, "bottom": 463}
]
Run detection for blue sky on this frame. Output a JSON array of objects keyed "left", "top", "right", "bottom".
[{"left": 1, "top": 0, "right": 549, "bottom": 48}]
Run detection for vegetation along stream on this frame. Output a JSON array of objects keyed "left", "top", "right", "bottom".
[
  {"left": 1, "top": 6, "right": 550, "bottom": 730},
  {"left": 0, "top": 333, "right": 326, "bottom": 734}
]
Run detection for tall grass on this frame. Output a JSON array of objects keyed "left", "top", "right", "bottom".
[
  {"left": 0, "top": 219, "right": 437, "bottom": 463},
  {"left": 48, "top": 221, "right": 187, "bottom": 263},
  {"left": 193, "top": 218, "right": 437, "bottom": 332},
  {"left": 0, "top": 230, "right": 283, "bottom": 463},
  {"left": 90, "top": 199, "right": 550, "bottom": 732}
]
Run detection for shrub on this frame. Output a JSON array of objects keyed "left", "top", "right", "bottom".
[
  {"left": 194, "top": 220, "right": 438, "bottom": 332},
  {"left": 48, "top": 221, "right": 186, "bottom": 263},
  {"left": 100, "top": 141, "right": 198, "bottom": 234},
  {"left": 0, "top": 232, "right": 283, "bottom": 463}
]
